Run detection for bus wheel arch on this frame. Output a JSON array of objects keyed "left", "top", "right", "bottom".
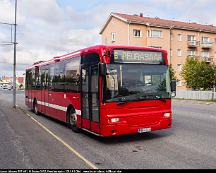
[
  {"left": 33, "top": 98, "right": 39, "bottom": 115},
  {"left": 66, "top": 105, "right": 80, "bottom": 133}
]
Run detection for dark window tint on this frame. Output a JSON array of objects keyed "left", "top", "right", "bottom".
[
  {"left": 82, "top": 53, "right": 100, "bottom": 65},
  {"left": 25, "top": 70, "right": 32, "bottom": 89},
  {"left": 35, "top": 67, "right": 41, "bottom": 89},
  {"left": 31, "top": 68, "right": 36, "bottom": 89}
]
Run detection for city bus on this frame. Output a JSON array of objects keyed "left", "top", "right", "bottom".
[{"left": 25, "top": 45, "right": 176, "bottom": 136}]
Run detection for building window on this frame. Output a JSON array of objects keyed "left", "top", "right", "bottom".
[
  {"left": 133, "top": 29, "right": 141, "bottom": 37},
  {"left": 188, "top": 50, "right": 196, "bottom": 56},
  {"left": 111, "top": 32, "right": 116, "bottom": 42},
  {"left": 188, "top": 35, "right": 196, "bottom": 41},
  {"left": 177, "top": 49, "right": 182, "bottom": 57},
  {"left": 178, "top": 34, "right": 182, "bottom": 41},
  {"left": 202, "top": 50, "right": 209, "bottom": 58},
  {"left": 177, "top": 64, "right": 182, "bottom": 72},
  {"left": 148, "top": 30, "right": 162, "bottom": 38},
  {"left": 202, "top": 36, "right": 210, "bottom": 44}
]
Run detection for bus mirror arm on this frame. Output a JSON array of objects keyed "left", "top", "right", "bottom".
[
  {"left": 99, "top": 63, "right": 106, "bottom": 76},
  {"left": 171, "top": 80, "right": 176, "bottom": 97}
]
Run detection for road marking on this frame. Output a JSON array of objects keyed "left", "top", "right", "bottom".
[{"left": 21, "top": 109, "right": 98, "bottom": 169}]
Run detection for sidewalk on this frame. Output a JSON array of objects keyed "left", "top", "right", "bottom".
[
  {"left": 173, "top": 98, "right": 216, "bottom": 106},
  {"left": 0, "top": 97, "right": 89, "bottom": 169}
]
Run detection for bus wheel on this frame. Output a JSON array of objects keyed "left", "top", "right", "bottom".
[
  {"left": 33, "top": 100, "right": 39, "bottom": 115},
  {"left": 68, "top": 109, "right": 80, "bottom": 133}
]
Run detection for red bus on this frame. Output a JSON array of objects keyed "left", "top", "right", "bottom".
[{"left": 25, "top": 45, "right": 176, "bottom": 136}]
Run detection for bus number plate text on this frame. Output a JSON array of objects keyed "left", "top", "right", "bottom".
[{"left": 138, "top": 128, "right": 151, "bottom": 133}]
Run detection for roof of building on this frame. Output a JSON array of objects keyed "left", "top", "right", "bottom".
[
  {"left": 2, "top": 77, "right": 13, "bottom": 81},
  {"left": 17, "top": 77, "right": 24, "bottom": 84},
  {"left": 100, "top": 12, "right": 216, "bottom": 34}
]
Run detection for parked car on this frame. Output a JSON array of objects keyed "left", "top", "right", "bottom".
[{"left": 2, "top": 84, "right": 12, "bottom": 90}]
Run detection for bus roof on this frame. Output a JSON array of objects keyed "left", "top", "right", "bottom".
[{"left": 26, "top": 45, "right": 167, "bottom": 70}]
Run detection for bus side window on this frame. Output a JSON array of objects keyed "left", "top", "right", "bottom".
[
  {"left": 65, "top": 57, "right": 81, "bottom": 92},
  {"left": 35, "top": 67, "right": 41, "bottom": 89},
  {"left": 26, "top": 70, "right": 31, "bottom": 90},
  {"left": 41, "top": 67, "right": 48, "bottom": 89},
  {"left": 49, "top": 65, "right": 55, "bottom": 91},
  {"left": 53, "top": 62, "right": 65, "bottom": 92},
  {"left": 31, "top": 68, "right": 35, "bottom": 89}
]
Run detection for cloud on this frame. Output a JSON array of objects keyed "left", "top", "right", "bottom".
[
  {"left": 20, "top": 0, "right": 65, "bottom": 24},
  {"left": 0, "top": 0, "right": 14, "bottom": 23}
]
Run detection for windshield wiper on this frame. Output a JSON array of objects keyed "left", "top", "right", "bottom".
[
  {"left": 116, "top": 101, "right": 128, "bottom": 105},
  {"left": 115, "top": 97, "right": 128, "bottom": 105}
]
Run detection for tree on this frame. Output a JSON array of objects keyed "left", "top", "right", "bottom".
[
  {"left": 169, "top": 64, "right": 176, "bottom": 80},
  {"left": 181, "top": 57, "right": 215, "bottom": 90}
]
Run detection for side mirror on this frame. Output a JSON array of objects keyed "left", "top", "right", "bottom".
[
  {"left": 99, "top": 63, "right": 106, "bottom": 76},
  {"left": 171, "top": 80, "right": 176, "bottom": 97}
]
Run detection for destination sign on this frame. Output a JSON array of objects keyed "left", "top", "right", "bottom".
[{"left": 113, "top": 50, "right": 164, "bottom": 64}]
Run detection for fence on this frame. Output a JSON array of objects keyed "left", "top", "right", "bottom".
[{"left": 175, "top": 90, "right": 216, "bottom": 100}]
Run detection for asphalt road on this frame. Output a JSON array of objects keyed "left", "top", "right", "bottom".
[{"left": 0, "top": 90, "right": 216, "bottom": 169}]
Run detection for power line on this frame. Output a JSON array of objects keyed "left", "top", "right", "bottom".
[
  {"left": 0, "top": 22, "right": 15, "bottom": 26},
  {"left": 0, "top": 42, "right": 14, "bottom": 46}
]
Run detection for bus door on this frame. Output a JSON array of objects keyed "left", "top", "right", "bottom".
[
  {"left": 81, "top": 64, "right": 100, "bottom": 134},
  {"left": 41, "top": 68, "right": 49, "bottom": 114},
  {"left": 25, "top": 69, "right": 32, "bottom": 108}
]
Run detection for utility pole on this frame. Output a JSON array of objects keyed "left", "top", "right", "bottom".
[{"left": 13, "top": 0, "right": 17, "bottom": 108}]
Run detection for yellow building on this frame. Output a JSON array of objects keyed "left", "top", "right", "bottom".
[{"left": 100, "top": 12, "right": 216, "bottom": 90}]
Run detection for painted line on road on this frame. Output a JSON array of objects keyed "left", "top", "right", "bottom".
[{"left": 19, "top": 108, "right": 98, "bottom": 169}]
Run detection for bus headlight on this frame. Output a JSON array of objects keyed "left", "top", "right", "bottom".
[
  {"left": 111, "top": 118, "right": 120, "bottom": 123},
  {"left": 164, "top": 112, "right": 171, "bottom": 118}
]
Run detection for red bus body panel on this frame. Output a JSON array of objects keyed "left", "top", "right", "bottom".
[{"left": 100, "top": 99, "right": 171, "bottom": 136}]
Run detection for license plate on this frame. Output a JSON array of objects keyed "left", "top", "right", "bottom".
[{"left": 138, "top": 128, "right": 151, "bottom": 133}]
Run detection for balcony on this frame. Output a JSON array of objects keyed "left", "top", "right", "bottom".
[
  {"left": 201, "top": 42, "right": 213, "bottom": 49},
  {"left": 187, "top": 40, "right": 198, "bottom": 48},
  {"left": 201, "top": 56, "right": 213, "bottom": 62}
]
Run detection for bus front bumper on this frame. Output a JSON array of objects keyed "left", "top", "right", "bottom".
[{"left": 100, "top": 118, "right": 172, "bottom": 137}]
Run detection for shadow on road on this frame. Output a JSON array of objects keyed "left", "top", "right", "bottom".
[
  {"left": 24, "top": 107, "right": 174, "bottom": 144},
  {"left": 82, "top": 129, "right": 173, "bottom": 144}
]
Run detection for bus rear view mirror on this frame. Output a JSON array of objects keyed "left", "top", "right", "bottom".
[
  {"left": 171, "top": 80, "right": 176, "bottom": 97},
  {"left": 99, "top": 63, "right": 106, "bottom": 76}
]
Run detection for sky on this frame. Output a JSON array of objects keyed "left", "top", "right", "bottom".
[{"left": 1, "top": 0, "right": 216, "bottom": 77}]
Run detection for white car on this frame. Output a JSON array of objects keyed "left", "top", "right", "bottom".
[{"left": 2, "top": 84, "right": 12, "bottom": 90}]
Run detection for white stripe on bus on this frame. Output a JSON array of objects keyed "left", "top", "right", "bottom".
[{"left": 28, "top": 99, "right": 81, "bottom": 115}]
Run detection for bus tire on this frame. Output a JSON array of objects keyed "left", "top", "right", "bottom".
[
  {"left": 33, "top": 99, "right": 39, "bottom": 115},
  {"left": 68, "top": 108, "right": 80, "bottom": 133}
]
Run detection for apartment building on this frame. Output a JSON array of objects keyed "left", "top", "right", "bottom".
[{"left": 100, "top": 12, "right": 216, "bottom": 90}]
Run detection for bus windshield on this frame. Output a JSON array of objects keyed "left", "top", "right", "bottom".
[{"left": 105, "top": 64, "right": 171, "bottom": 102}]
